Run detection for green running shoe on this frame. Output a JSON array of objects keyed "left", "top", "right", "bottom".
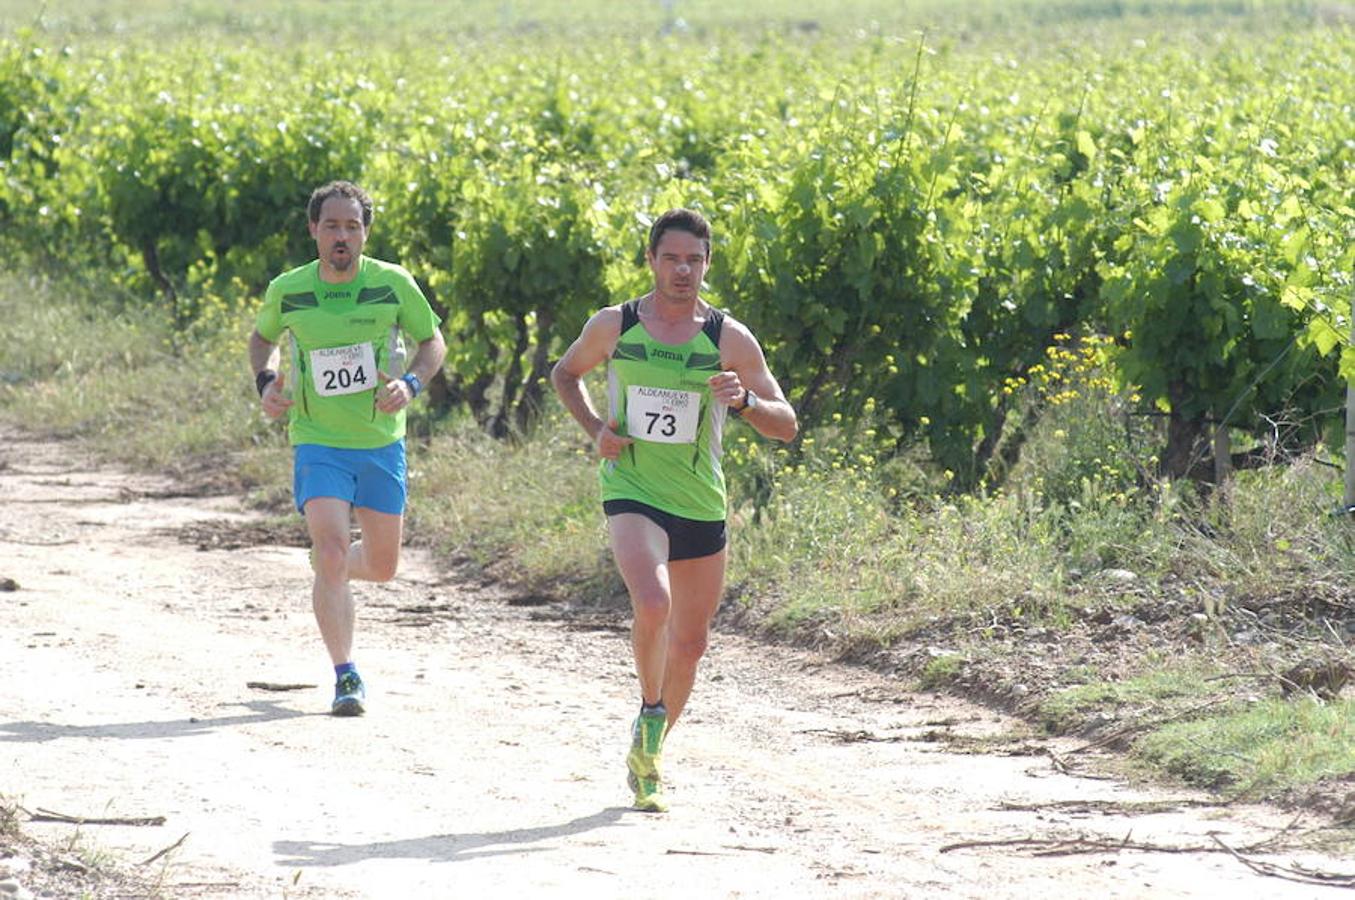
[
  {"left": 626, "top": 710, "right": 668, "bottom": 812},
  {"left": 332, "top": 670, "right": 366, "bottom": 717},
  {"left": 628, "top": 769, "right": 668, "bottom": 813}
]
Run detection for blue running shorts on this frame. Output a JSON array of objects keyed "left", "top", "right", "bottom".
[{"left": 293, "top": 440, "right": 407, "bottom": 515}]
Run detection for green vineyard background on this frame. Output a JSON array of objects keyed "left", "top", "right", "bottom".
[{"left": 1, "top": 7, "right": 1350, "bottom": 485}]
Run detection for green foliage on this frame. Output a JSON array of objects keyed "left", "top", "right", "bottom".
[
  {"left": 1039, "top": 664, "right": 1218, "bottom": 734},
  {"left": 0, "top": 10, "right": 1348, "bottom": 466},
  {"left": 0, "top": 35, "right": 86, "bottom": 265},
  {"left": 1136, "top": 697, "right": 1355, "bottom": 794},
  {"left": 920, "top": 652, "right": 965, "bottom": 689},
  {"left": 1005, "top": 333, "right": 1154, "bottom": 510},
  {"left": 715, "top": 97, "right": 981, "bottom": 476},
  {"left": 450, "top": 161, "right": 613, "bottom": 435},
  {"left": 1091, "top": 37, "right": 1351, "bottom": 472},
  {"left": 88, "top": 54, "right": 371, "bottom": 323}
]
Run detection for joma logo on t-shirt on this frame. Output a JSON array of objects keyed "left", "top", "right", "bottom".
[
  {"left": 323, "top": 291, "right": 349, "bottom": 299},
  {"left": 348, "top": 318, "right": 377, "bottom": 325},
  {"left": 651, "top": 348, "right": 685, "bottom": 362}
]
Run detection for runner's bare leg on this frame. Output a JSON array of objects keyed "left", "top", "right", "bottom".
[
  {"left": 662, "top": 549, "right": 726, "bottom": 728},
  {"left": 305, "top": 497, "right": 357, "bottom": 665},
  {"left": 609, "top": 513, "right": 672, "bottom": 706},
  {"left": 349, "top": 506, "right": 403, "bottom": 582}
]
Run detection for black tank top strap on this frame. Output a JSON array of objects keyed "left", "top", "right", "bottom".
[
  {"left": 702, "top": 306, "right": 726, "bottom": 347},
  {"left": 620, "top": 298, "right": 641, "bottom": 333}
]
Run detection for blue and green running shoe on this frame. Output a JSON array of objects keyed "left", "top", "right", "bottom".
[{"left": 332, "top": 670, "right": 366, "bottom": 717}]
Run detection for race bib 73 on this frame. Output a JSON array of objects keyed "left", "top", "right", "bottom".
[{"left": 626, "top": 385, "right": 701, "bottom": 443}]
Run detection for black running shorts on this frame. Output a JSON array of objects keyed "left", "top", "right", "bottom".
[{"left": 603, "top": 498, "right": 727, "bottom": 561}]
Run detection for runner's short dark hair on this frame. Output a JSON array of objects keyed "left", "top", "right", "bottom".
[
  {"left": 648, "top": 208, "right": 711, "bottom": 257},
  {"left": 308, "top": 181, "right": 373, "bottom": 228}
]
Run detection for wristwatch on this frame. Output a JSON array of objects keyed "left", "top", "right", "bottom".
[{"left": 734, "top": 388, "right": 758, "bottom": 415}]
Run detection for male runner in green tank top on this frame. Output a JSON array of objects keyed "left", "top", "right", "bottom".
[
  {"left": 552, "top": 208, "right": 798, "bottom": 811},
  {"left": 248, "top": 181, "right": 447, "bottom": 717}
]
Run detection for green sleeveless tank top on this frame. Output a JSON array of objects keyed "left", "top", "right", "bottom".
[{"left": 600, "top": 298, "right": 729, "bottom": 521}]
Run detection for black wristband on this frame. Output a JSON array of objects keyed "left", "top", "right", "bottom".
[{"left": 255, "top": 369, "right": 277, "bottom": 397}]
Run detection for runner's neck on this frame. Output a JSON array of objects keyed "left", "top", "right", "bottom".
[
  {"left": 317, "top": 255, "right": 363, "bottom": 285},
  {"left": 643, "top": 290, "right": 704, "bottom": 325}
]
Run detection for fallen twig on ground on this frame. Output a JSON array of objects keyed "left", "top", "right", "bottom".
[
  {"left": 996, "top": 798, "right": 1221, "bottom": 815},
  {"left": 29, "top": 807, "right": 166, "bottom": 827},
  {"left": 139, "top": 832, "right": 189, "bottom": 867},
  {"left": 1210, "top": 834, "right": 1355, "bottom": 887},
  {"left": 0, "top": 535, "right": 75, "bottom": 546},
  {"left": 941, "top": 828, "right": 1355, "bottom": 887},
  {"left": 723, "top": 844, "right": 779, "bottom": 854},
  {"left": 798, "top": 728, "right": 908, "bottom": 744},
  {"left": 245, "top": 682, "right": 316, "bottom": 692}
]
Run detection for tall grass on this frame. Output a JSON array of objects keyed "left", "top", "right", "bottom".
[
  {"left": 407, "top": 411, "right": 611, "bottom": 591},
  {"left": 0, "top": 275, "right": 280, "bottom": 471},
  {"left": 1136, "top": 697, "right": 1355, "bottom": 794}
]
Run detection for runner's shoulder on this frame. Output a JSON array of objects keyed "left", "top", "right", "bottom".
[
  {"left": 715, "top": 310, "right": 756, "bottom": 344},
  {"left": 586, "top": 303, "right": 629, "bottom": 333},
  {"left": 360, "top": 256, "right": 420, "bottom": 288},
  {"left": 266, "top": 259, "right": 320, "bottom": 295}
]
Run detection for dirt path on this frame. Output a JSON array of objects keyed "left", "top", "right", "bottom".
[{"left": 1, "top": 428, "right": 1350, "bottom": 899}]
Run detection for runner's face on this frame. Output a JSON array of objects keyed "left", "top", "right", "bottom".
[
  {"left": 309, "top": 195, "right": 367, "bottom": 276},
  {"left": 647, "top": 229, "right": 708, "bottom": 303}
]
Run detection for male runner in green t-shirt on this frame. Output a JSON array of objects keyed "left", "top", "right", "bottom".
[
  {"left": 552, "top": 208, "right": 798, "bottom": 811},
  {"left": 248, "top": 180, "right": 447, "bottom": 717}
]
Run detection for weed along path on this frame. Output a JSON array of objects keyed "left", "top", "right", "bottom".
[{"left": 1, "top": 426, "right": 1352, "bottom": 899}]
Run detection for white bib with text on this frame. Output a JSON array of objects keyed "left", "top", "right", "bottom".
[
  {"left": 310, "top": 342, "right": 376, "bottom": 397},
  {"left": 626, "top": 385, "right": 701, "bottom": 444}
]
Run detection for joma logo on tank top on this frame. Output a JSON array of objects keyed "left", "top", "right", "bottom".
[{"left": 651, "top": 348, "right": 685, "bottom": 362}]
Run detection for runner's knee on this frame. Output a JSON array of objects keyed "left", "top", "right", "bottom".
[
  {"left": 631, "top": 590, "right": 670, "bottom": 629},
  {"left": 669, "top": 631, "right": 709, "bottom": 667},
  {"left": 365, "top": 551, "right": 399, "bottom": 582},
  {"left": 311, "top": 541, "right": 349, "bottom": 578}
]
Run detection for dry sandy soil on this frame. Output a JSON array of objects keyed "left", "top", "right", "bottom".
[{"left": 1, "top": 426, "right": 1352, "bottom": 899}]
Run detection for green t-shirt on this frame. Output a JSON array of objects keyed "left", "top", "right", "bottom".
[
  {"left": 255, "top": 256, "right": 442, "bottom": 449},
  {"left": 600, "top": 299, "right": 729, "bottom": 521}
]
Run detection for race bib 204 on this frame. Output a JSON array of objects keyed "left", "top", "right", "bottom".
[
  {"left": 626, "top": 385, "right": 701, "bottom": 444},
  {"left": 310, "top": 342, "right": 376, "bottom": 397}
]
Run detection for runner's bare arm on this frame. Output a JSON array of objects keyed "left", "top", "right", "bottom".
[
  {"left": 712, "top": 318, "right": 798, "bottom": 442},
  {"left": 248, "top": 329, "right": 280, "bottom": 376},
  {"left": 248, "top": 329, "right": 293, "bottom": 418},
  {"left": 376, "top": 330, "right": 450, "bottom": 413},
  {"left": 551, "top": 307, "right": 633, "bottom": 458},
  {"left": 406, "top": 330, "right": 447, "bottom": 386}
]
